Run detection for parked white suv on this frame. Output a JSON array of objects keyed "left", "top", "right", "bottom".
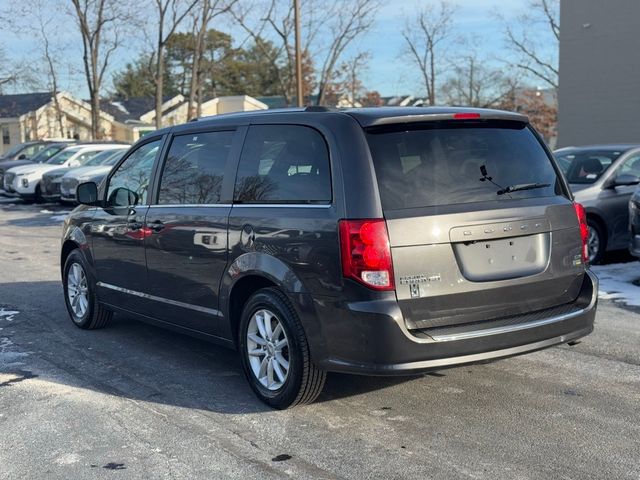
[{"left": 4, "top": 143, "right": 129, "bottom": 202}]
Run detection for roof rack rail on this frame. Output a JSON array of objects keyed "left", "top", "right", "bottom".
[{"left": 304, "top": 105, "right": 338, "bottom": 112}]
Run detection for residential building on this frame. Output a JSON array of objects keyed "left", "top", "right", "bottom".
[{"left": 0, "top": 92, "right": 268, "bottom": 153}]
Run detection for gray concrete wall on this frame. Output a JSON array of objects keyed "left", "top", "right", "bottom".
[{"left": 558, "top": 0, "right": 640, "bottom": 147}]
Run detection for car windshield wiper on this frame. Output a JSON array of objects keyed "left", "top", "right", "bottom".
[{"left": 496, "top": 182, "right": 550, "bottom": 196}]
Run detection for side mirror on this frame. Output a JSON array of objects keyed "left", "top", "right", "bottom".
[
  {"left": 77, "top": 182, "right": 99, "bottom": 206},
  {"left": 17, "top": 154, "right": 26, "bottom": 160},
  {"left": 108, "top": 187, "right": 139, "bottom": 207},
  {"left": 613, "top": 173, "right": 640, "bottom": 187}
]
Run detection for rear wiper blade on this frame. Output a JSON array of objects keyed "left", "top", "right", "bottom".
[{"left": 496, "top": 182, "right": 550, "bottom": 195}]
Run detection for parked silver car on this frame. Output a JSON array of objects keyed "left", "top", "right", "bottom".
[
  {"left": 60, "top": 149, "right": 126, "bottom": 203},
  {"left": 555, "top": 145, "right": 640, "bottom": 263}
]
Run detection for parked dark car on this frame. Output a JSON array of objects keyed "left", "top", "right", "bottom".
[
  {"left": 0, "top": 142, "right": 74, "bottom": 194},
  {"left": 0, "top": 140, "right": 68, "bottom": 162},
  {"left": 61, "top": 107, "right": 597, "bottom": 408},
  {"left": 554, "top": 145, "right": 640, "bottom": 263},
  {"left": 630, "top": 186, "right": 640, "bottom": 257},
  {"left": 41, "top": 146, "right": 129, "bottom": 203}
]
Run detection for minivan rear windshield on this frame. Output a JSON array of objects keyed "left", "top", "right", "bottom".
[{"left": 366, "top": 121, "right": 561, "bottom": 210}]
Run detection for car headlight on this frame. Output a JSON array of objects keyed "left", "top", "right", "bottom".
[{"left": 21, "top": 178, "right": 29, "bottom": 188}]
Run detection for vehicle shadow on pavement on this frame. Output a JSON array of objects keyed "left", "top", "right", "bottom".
[
  {"left": 1, "top": 280, "right": 417, "bottom": 414},
  {"left": 0, "top": 204, "right": 72, "bottom": 228}
]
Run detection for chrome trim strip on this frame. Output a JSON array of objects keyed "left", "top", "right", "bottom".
[
  {"left": 146, "top": 203, "right": 331, "bottom": 209},
  {"left": 148, "top": 204, "right": 232, "bottom": 208},
  {"left": 429, "top": 272, "right": 598, "bottom": 342},
  {"left": 96, "top": 282, "right": 222, "bottom": 316},
  {"left": 231, "top": 203, "right": 332, "bottom": 209}
]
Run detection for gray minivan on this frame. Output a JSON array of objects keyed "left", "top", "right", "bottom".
[{"left": 61, "top": 107, "right": 597, "bottom": 408}]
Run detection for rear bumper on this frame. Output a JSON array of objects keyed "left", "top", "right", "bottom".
[{"left": 307, "top": 271, "right": 598, "bottom": 375}]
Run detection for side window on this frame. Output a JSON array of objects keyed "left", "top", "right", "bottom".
[
  {"left": 107, "top": 140, "right": 161, "bottom": 207},
  {"left": 617, "top": 154, "right": 640, "bottom": 177},
  {"left": 158, "top": 130, "right": 234, "bottom": 205},
  {"left": 234, "top": 125, "right": 331, "bottom": 204}
]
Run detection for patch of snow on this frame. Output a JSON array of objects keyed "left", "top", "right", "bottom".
[
  {"left": 39, "top": 209, "right": 54, "bottom": 213},
  {"left": 110, "top": 101, "right": 130, "bottom": 115},
  {"left": 0, "top": 337, "right": 28, "bottom": 366},
  {"left": 0, "top": 308, "right": 19, "bottom": 321},
  {"left": 50, "top": 214, "right": 68, "bottom": 222},
  {"left": 591, "top": 262, "right": 640, "bottom": 307}
]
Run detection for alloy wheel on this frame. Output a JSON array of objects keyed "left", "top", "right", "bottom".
[
  {"left": 246, "top": 308, "right": 290, "bottom": 390},
  {"left": 587, "top": 226, "right": 600, "bottom": 263},
  {"left": 67, "top": 263, "right": 89, "bottom": 318}
]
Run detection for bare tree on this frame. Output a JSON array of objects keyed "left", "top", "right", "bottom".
[
  {"left": 187, "top": 0, "right": 237, "bottom": 120},
  {"left": 70, "top": 0, "right": 124, "bottom": 139},
  {"left": 442, "top": 50, "right": 520, "bottom": 108},
  {"left": 501, "top": 0, "right": 559, "bottom": 89},
  {"left": 402, "top": 2, "right": 456, "bottom": 106},
  {"left": 230, "top": 0, "right": 379, "bottom": 106},
  {"left": 0, "top": 46, "right": 18, "bottom": 93},
  {"left": 313, "top": 0, "right": 379, "bottom": 105},
  {"left": 150, "top": 0, "right": 199, "bottom": 128},
  {"left": 230, "top": 0, "right": 310, "bottom": 106}
]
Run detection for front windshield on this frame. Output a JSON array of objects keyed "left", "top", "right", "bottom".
[
  {"left": 30, "top": 145, "right": 65, "bottom": 163},
  {"left": 84, "top": 149, "right": 121, "bottom": 167},
  {"left": 104, "top": 150, "right": 126, "bottom": 166},
  {"left": 46, "top": 148, "right": 78, "bottom": 165},
  {"left": 3, "top": 143, "right": 29, "bottom": 157},
  {"left": 555, "top": 149, "right": 623, "bottom": 184}
]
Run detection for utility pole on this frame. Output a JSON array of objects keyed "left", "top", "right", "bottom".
[{"left": 294, "top": 0, "right": 303, "bottom": 107}]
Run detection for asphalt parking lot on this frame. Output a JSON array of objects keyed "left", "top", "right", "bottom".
[{"left": 1, "top": 198, "right": 639, "bottom": 480}]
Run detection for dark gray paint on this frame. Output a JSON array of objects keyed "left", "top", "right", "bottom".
[{"left": 61, "top": 107, "right": 597, "bottom": 375}]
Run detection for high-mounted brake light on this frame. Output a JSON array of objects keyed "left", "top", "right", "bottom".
[
  {"left": 339, "top": 219, "right": 395, "bottom": 290},
  {"left": 453, "top": 113, "right": 481, "bottom": 119},
  {"left": 573, "top": 203, "right": 589, "bottom": 265}
]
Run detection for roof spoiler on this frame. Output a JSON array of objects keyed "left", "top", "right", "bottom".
[{"left": 363, "top": 111, "right": 529, "bottom": 128}]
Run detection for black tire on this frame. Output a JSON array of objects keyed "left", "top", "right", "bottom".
[
  {"left": 587, "top": 219, "right": 606, "bottom": 265},
  {"left": 62, "top": 249, "right": 112, "bottom": 329},
  {"left": 238, "top": 287, "right": 326, "bottom": 409},
  {"left": 34, "top": 184, "right": 44, "bottom": 204}
]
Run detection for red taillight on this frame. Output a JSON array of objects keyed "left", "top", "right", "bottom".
[
  {"left": 339, "top": 219, "right": 395, "bottom": 290},
  {"left": 453, "top": 112, "right": 481, "bottom": 119},
  {"left": 574, "top": 203, "right": 589, "bottom": 265}
]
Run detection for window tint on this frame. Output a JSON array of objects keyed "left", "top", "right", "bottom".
[
  {"left": 47, "top": 148, "right": 78, "bottom": 165},
  {"left": 555, "top": 149, "right": 622, "bottom": 184},
  {"left": 31, "top": 145, "right": 65, "bottom": 163},
  {"left": 617, "top": 154, "right": 640, "bottom": 177},
  {"left": 367, "top": 122, "right": 560, "bottom": 210},
  {"left": 234, "top": 125, "right": 331, "bottom": 204},
  {"left": 158, "top": 130, "right": 234, "bottom": 205},
  {"left": 107, "top": 140, "right": 161, "bottom": 207}
]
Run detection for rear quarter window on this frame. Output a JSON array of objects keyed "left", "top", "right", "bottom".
[
  {"left": 366, "top": 121, "right": 561, "bottom": 210},
  {"left": 234, "top": 125, "right": 331, "bottom": 204}
]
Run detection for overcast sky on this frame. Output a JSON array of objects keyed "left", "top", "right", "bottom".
[{"left": 0, "top": 0, "right": 551, "bottom": 99}]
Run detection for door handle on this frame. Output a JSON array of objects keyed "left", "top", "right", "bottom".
[{"left": 148, "top": 220, "right": 165, "bottom": 232}]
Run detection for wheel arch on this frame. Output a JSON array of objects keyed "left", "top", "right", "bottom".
[
  {"left": 220, "top": 252, "right": 312, "bottom": 348},
  {"left": 60, "top": 224, "right": 94, "bottom": 278},
  {"left": 585, "top": 210, "right": 608, "bottom": 249}
]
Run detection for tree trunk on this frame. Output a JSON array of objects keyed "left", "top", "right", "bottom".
[
  {"left": 155, "top": 49, "right": 164, "bottom": 129},
  {"left": 91, "top": 94, "right": 101, "bottom": 139}
]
